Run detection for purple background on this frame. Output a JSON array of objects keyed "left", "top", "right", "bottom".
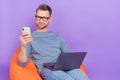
[{"left": 0, "top": 0, "right": 120, "bottom": 80}]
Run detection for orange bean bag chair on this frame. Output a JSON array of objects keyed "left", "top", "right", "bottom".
[{"left": 10, "top": 48, "right": 88, "bottom": 80}]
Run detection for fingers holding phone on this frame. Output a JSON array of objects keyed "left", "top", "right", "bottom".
[{"left": 20, "top": 27, "right": 33, "bottom": 48}]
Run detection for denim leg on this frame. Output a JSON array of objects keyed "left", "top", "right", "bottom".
[
  {"left": 40, "top": 68, "right": 55, "bottom": 80},
  {"left": 52, "top": 70, "right": 75, "bottom": 80},
  {"left": 66, "top": 69, "right": 89, "bottom": 80},
  {"left": 40, "top": 68, "right": 74, "bottom": 80}
]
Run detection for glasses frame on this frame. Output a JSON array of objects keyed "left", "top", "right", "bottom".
[{"left": 35, "top": 15, "right": 50, "bottom": 22}]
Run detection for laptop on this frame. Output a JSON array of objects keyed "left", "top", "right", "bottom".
[{"left": 43, "top": 52, "right": 87, "bottom": 71}]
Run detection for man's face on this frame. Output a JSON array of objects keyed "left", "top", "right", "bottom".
[{"left": 35, "top": 10, "right": 51, "bottom": 30}]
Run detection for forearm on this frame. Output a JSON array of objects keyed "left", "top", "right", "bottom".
[
  {"left": 18, "top": 46, "right": 28, "bottom": 66},
  {"left": 18, "top": 34, "right": 32, "bottom": 66}
]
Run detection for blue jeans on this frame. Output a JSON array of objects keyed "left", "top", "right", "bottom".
[{"left": 40, "top": 68, "right": 89, "bottom": 80}]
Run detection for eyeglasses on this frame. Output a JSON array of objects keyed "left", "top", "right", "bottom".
[{"left": 35, "top": 15, "right": 50, "bottom": 22}]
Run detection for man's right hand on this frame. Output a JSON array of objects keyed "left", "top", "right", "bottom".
[{"left": 20, "top": 34, "right": 33, "bottom": 48}]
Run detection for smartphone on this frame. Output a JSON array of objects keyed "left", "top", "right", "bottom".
[{"left": 22, "top": 27, "right": 31, "bottom": 35}]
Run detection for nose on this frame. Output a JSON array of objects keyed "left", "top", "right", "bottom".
[{"left": 39, "top": 18, "right": 44, "bottom": 22}]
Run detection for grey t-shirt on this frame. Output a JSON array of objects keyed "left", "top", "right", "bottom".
[{"left": 18, "top": 31, "right": 70, "bottom": 72}]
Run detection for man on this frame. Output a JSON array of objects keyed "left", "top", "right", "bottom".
[{"left": 18, "top": 4, "right": 89, "bottom": 80}]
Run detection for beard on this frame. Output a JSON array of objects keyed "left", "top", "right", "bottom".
[
  {"left": 37, "top": 25, "right": 47, "bottom": 29},
  {"left": 36, "top": 23, "right": 48, "bottom": 30}
]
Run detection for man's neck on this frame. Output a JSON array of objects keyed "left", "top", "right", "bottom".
[{"left": 36, "top": 28, "right": 48, "bottom": 32}]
